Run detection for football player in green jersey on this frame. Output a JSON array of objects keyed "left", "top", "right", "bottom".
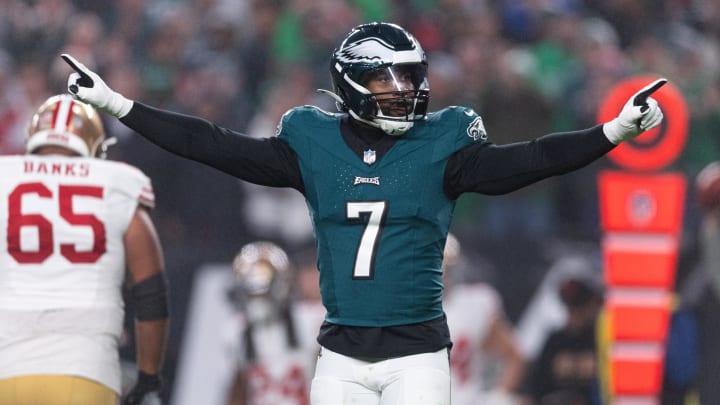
[{"left": 62, "top": 22, "right": 665, "bottom": 405}]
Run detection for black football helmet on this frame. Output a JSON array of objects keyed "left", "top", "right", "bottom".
[{"left": 323, "top": 22, "right": 429, "bottom": 136}]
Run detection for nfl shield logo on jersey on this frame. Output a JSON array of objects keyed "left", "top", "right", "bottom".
[{"left": 363, "top": 149, "right": 376, "bottom": 165}]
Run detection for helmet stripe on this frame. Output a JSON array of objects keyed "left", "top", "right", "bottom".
[
  {"left": 53, "top": 98, "right": 74, "bottom": 134},
  {"left": 50, "top": 100, "right": 61, "bottom": 131}
]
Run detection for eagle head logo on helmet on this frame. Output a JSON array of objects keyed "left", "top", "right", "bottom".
[{"left": 26, "top": 94, "right": 108, "bottom": 158}]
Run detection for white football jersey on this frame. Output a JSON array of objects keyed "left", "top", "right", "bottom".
[
  {"left": 444, "top": 283, "right": 501, "bottom": 405},
  {"left": 173, "top": 265, "right": 325, "bottom": 405},
  {"left": 230, "top": 301, "right": 325, "bottom": 405},
  {"left": 0, "top": 154, "right": 154, "bottom": 394}
]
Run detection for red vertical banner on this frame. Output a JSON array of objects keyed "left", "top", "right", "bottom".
[{"left": 596, "top": 77, "right": 688, "bottom": 405}]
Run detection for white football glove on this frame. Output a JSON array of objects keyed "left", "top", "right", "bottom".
[
  {"left": 603, "top": 78, "right": 667, "bottom": 144},
  {"left": 61, "top": 54, "right": 133, "bottom": 118}
]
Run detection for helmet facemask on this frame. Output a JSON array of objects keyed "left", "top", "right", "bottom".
[
  {"left": 353, "top": 64, "right": 429, "bottom": 135},
  {"left": 325, "top": 22, "right": 430, "bottom": 136},
  {"left": 230, "top": 242, "right": 292, "bottom": 324}
]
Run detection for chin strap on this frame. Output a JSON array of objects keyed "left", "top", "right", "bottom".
[
  {"left": 316, "top": 89, "right": 346, "bottom": 111},
  {"left": 377, "top": 120, "right": 413, "bottom": 136},
  {"left": 349, "top": 110, "right": 413, "bottom": 136},
  {"left": 93, "top": 136, "right": 118, "bottom": 159}
]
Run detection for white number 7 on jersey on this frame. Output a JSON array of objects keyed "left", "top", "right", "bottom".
[{"left": 346, "top": 201, "right": 388, "bottom": 279}]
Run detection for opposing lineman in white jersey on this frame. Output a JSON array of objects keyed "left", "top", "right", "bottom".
[{"left": 0, "top": 95, "right": 169, "bottom": 405}]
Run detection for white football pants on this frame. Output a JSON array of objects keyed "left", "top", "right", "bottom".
[{"left": 310, "top": 346, "right": 450, "bottom": 405}]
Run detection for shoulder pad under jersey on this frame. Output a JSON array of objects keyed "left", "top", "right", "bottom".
[
  {"left": 100, "top": 160, "right": 155, "bottom": 209},
  {"left": 276, "top": 105, "right": 340, "bottom": 140}
]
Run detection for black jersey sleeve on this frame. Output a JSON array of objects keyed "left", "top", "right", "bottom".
[
  {"left": 443, "top": 125, "right": 614, "bottom": 199},
  {"left": 120, "top": 102, "right": 304, "bottom": 192}
]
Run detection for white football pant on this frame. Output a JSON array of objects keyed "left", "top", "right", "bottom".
[{"left": 310, "top": 346, "right": 450, "bottom": 405}]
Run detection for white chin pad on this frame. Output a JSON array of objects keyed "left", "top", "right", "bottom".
[{"left": 377, "top": 119, "right": 413, "bottom": 136}]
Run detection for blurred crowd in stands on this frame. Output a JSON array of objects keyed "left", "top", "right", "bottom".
[{"left": 1, "top": 0, "right": 720, "bottom": 401}]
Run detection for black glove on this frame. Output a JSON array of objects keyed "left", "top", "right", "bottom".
[{"left": 122, "top": 371, "right": 162, "bottom": 405}]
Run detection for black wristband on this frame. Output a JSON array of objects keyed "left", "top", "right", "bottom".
[{"left": 136, "top": 371, "right": 161, "bottom": 390}]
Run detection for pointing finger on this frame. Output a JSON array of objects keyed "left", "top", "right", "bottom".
[
  {"left": 61, "top": 54, "right": 94, "bottom": 88},
  {"left": 633, "top": 78, "right": 667, "bottom": 108}
]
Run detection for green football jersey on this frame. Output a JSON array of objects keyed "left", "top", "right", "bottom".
[{"left": 278, "top": 105, "right": 485, "bottom": 327}]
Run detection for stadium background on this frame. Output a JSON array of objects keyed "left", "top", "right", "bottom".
[{"left": 1, "top": 0, "right": 719, "bottom": 402}]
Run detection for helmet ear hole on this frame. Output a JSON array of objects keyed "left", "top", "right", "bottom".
[{"left": 358, "top": 97, "right": 369, "bottom": 111}]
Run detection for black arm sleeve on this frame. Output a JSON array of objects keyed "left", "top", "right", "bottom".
[
  {"left": 120, "top": 102, "right": 304, "bottom": 192},
  {"left": 444, "top": 125, "right": 614, "bottom": 199}
]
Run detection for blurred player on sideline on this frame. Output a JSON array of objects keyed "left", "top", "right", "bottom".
[
  {"left": 224, "top": 241, "right": 325, "bottom": 405},
  {"left": 683, "top": 161, "right": 720, "bottom": 404},
  {"left": 0, "top": 95, "right": 169, "bottom": 405},
  {"left": 442, "top": 234, "right": 526, "bottom": 405}
]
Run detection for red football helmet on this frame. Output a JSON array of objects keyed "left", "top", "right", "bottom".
[
  {"left": 696, "top": 161, "right": 720, "bottom": 211},
  {"left": 26, "top": 94, "right": 106, "bottom": 157}
]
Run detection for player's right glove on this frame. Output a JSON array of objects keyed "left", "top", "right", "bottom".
[
  {"left": 122, "top": 371, "right": 162, "bottom": 405},
  {"left": 603, "top": 78, "right": 666, "bottom": 144},
  {"left": 61, "top": 54, "right": 133, "bottom": 118}
]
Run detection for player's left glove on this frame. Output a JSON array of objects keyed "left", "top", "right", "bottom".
[
  {"left": 603, "top": 78, "right": 666, "bottom": 144},
  {"left": 61, "top": 53, "right": 133, "bottom": 118},
  {"left": 122, "top": 371, "right": 162, "bottom": 405}
]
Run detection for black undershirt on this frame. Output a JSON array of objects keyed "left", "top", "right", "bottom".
[
  {"left": 340, "top": 115, "right": 400, "bottom": 161},
  {"left": 120, "top": 103, "right": 615, "bottom": 358},
  {"left": 121, "top": 103, "right": 614, "bottom": 200}
]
